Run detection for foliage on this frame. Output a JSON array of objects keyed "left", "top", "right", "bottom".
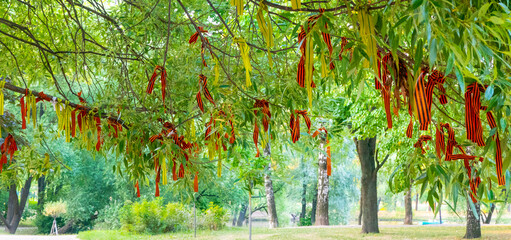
[
  {"left": 298, "top": 217, "right": 312, "bottom": 226},
  {"left": 94, "top": 200, "right": 124, "bottom": 230},
  {"left": 202, "top": 202, "right": 229, "bottom": 230},
  {"left": 35, "top": 215, "right": 64, "bottom": 234},
  {"left": 0, "top": 0, "right": 510, "bottom": 234},
  {"left": 119, "top": 199, "right": 190, "bottom": 234},
  {"left": 43, "top": 200, "right": 67, "bottom": 218}
]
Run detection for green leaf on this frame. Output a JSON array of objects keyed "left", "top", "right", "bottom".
[
  {"left": 489, "top": 16, "right": 504, "bottom": 25},
  {"left": 478, "top": 3, "right": 491, "bottom": 19},
  {"left": 484, "top": 85, "right": 494, "bottom": 100},
  {"left": 445, "top": 53, "right": 455, "bottom": 75},
  {"left": 455, "top": 66, "right": 465, "bottom": 93},
  {"left": 410, "top": 0, "right": 424, "bottom": 10},
  {"left": 414, "top": 39, "right": 424, "bottom": 74},
  {"left": 467, "top": 195, "right": 479, "bottom": 220},
  {"left": 429, "top": 38, "right": 437, "bottom": 68}
]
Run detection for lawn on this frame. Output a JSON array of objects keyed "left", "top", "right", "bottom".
[{"left": 78, "top": 225, "right": 511, "bottom": 240}]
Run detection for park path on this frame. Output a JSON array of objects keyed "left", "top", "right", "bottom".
[
  {"left": 284, "top": 223, "right": 511, "bottom": 229},
  {"left": 0, "top": 235, "right": 78, "bottom": 240}
]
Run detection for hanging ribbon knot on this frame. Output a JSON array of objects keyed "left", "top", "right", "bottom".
[
  {"left": 253, "top": 99, "right": 271, "bottom": 157},
  {"left": 146, "top": 66, "right": 167, "bottom": 107},
  {"left": 481, "top": 107, "right": 505, "bottom": 185},
  {"left": 413, "top": 135, "right": 432, "bottom": 154},
  {"left": 465, "top": 82, "right": 486, "bottom": 147},
  {"left": 0, "top": 134, "right": 18, "bottom": 172},
  {"left": 290, "top": 110, "right": 312, "bottom": 143},
  {"left": 188, "top": 26, "right": 208, "bottom": 44},
  {"left": 194, "top": 171, "right": 199, "bottom": 193},
  {"left": 77, "top": 91, "right": 87, "bottom": 104},
  {"left": 135, "top": 180, "right": 141, "bottom": 198},
  {"left": 196, "top": 74, "right": 215, "bottom": 113},
  {"left": 95, "top": 117, "right": 102, "bottom": 151},
  {"left": 189, "top": 26, "right": 210, "bottom": 67},
  {"left": 20, "top": 89, "right": 29, "bottom": 129}
]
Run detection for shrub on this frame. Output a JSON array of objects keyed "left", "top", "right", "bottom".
[
  {"left": 35, "top": 214, "right": 65, "bottom": 234},
  {"left": 298, "top": 217, "right": 312, "bottom": 226},
  {"left": 94, "top": 201, "right": 123, "bottom": 230},
  {"left": 43, "top": 200, "right": 68, "bottom": 218},
  {"left": 201, "top": 202, "right": 228, "bottom": 230},
  {"left": 119, "top": 199, "right": 191, "bottom": 234},
  {"left": 163, "top": 202, "right": 190, "bottom": 232}
]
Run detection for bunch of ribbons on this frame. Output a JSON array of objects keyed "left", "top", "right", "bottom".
[
  {"left": 146, "top": 65, "right": 167, "bottom": 108},
  {"left": 297, "top": 8, "right": 335, "bottom": 89},
  {"left": 464, "top": 82, "right": 504, "bottom": 185},
  {"left": 0, "top": 134, "right": 18, "bottom": 172},
  {"left": 253, "top": 99, "right": 270, "bottom": 157},
  {"left": 290, "top": 110, "right": 311, "bottom": 143},
  {"left": 196, "top": 74, "right": 215, "bottom": 113},
  {"left": 189, "top": 27, "right": 210, "bottom": 67}
]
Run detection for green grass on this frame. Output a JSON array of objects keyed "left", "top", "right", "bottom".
[{"left": 78, "top": 225, "right": 511, "bottom": 240}]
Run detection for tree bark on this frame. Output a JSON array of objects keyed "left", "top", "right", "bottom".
[
  {"left": 311, "top": 182, "right": 317, "bottom": 224},
  {"left": 358, "top": 195, "right": 363, "bottom": 225},
  {"left": 37, "top": 176, "right": 46, "bottom": 212},
  {"left": 483, "top": 204, "right": 495, "bottom": 224},
  {"left": 404, "top": 184, "right": 413, "bottom": 225},
  {"left": 237, "top": 204, "right": 247, "bottom": 227},
  {"left": 356, "top": 137, "right": 380, "bottom": 233},
  {"left": 2, "top": 176, "right": 33, "bottom": 234},
  {"left": 264, "top": 172, "right": 278, "bottom": 228},
  {"left": 299, "top": 156, "right": 307, "bottom": 221},
  {"left": 232, "top": 209, "right": 238, "bottom": 226},
  {"left": 263, "top": 143, "right": 279, "bottom": 228},
  {"left": 415, "top": 194, "right": 419, "bottom": 211},
  {"left": 464, "top": 197, "right": 481, "bottom": 239},
  {"left": 315, "top": 132, "right": 329, "bottom": 226}
]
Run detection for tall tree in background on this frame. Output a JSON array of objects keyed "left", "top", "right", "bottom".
[{"left": 315, "top": 131, "right": 329, "bottom": 225}]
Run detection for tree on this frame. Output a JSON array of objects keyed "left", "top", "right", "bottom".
[
  {"left": 315, "top": 130, "right": 329, "bottom": 225},
  {"left": 263, "top": 143, "right": 279, "bottom": 228},
  {"left": 0, "top": 1, "right": 510, "bottom": 237}
]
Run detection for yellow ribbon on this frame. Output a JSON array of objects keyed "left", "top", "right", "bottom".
[
  {"left": 291, "top": 0, "right": 301, "bottom": 10},
  {"left": 161, "top": 154, "right": 167, "bottom": 185},
  {"left": 0, "top": 81, "right": 4, "bottom": 115},
  {"left": 233, "top": 37, "right": 252, "bottom": 87}
]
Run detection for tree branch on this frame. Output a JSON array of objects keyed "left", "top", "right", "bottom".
[{"left": 3, "top": 82, "right": 129, "bottom": 129}]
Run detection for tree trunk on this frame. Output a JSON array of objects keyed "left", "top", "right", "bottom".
[
  {"left": 299, "top": 156, "right": 307, "bottom": 221},
  {"left": 358, "top": 195, "right": 363, "bottom": 225},
  {"left": 263, "top": 143, "right": 279, "bottom": 228},
  {"left": 237, "top": 204, "right": 247, "bottom": 227},
  {"left": 356, "top": 137, "right": 379, "bottom": 233},
  {"left": 264, "top": 172, "right": 278, "bottom": 228},
  {"left": 232, "top": 209, "right": 238, "bottom": 226},
  {"left": 311, "top": 182, "right": 317, "bottom": 225},
  {"left": 464, "top": 197, "right": 481, "bottom": 239},
  {"left": 37, "top": 176, "right": 46, "bottom": 213},
  {"left": 2, "top": 176, "right": 33, "bottom": 234},
  {"left": 404, "top": 184, "right": 413, "bottom": 225},
  {"left": 439, "top": 203, "right": 442, "bottom": 224},
  {"left": 483, "top": 204, "right": 495, "bottom": 224},
  {"left": 415, "top": 194, "right": 419, "bottom": 211},
  {"left": 58, "top": 219, "right": 75, "bottom": 234},
  {"left": 315, "top": 132, "right": 329, "bottom": 226}
]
